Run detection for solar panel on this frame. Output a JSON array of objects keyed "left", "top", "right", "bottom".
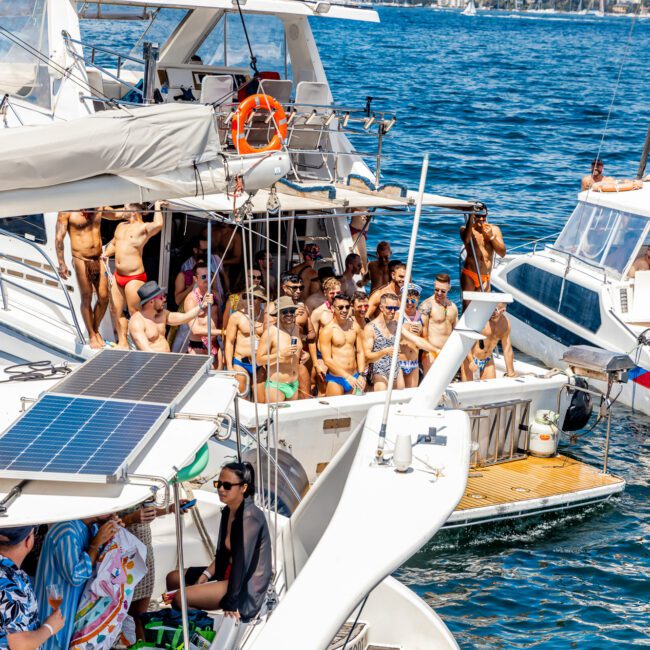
[
  {"left": 0, "top": 395, "right": 168, "bottom": 482},
  {"left": 51, "top": 350, "right": 209, "bottom": 405}
]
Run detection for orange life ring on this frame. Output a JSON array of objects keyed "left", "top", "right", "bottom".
[
  {"left": 591, "top": 179, "right": 643, "bottom": 193},
  {"left": 231, "top": 93, "right": 288, "bottom": 155}
]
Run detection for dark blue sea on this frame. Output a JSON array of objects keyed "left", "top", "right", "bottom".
[{"left": 84, "top": 8, "right": 650, "bottom": 648}]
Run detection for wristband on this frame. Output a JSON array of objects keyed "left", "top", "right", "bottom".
[
  {"left": 201, "top": 569, "right": 212, "bottom": 580},
  {"left": 43, "top": 623, "right": 55, "bottom": 637}
]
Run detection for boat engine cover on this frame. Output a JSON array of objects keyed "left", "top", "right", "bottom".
[{"left": 560, "top": 377, "right": 593, "bottom": 431}]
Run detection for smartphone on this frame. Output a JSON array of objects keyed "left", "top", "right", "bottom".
[
  {"left": 291, "top": 337, "right": 298, "bottom": 346},
  {"left": 180, "top": 499, "right": 197, "bottom": 511}
]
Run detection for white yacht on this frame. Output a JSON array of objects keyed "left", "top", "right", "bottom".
[{"left": 491, "top": 183, "right": 650, "bottom": 416}]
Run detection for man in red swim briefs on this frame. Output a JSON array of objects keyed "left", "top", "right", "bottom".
[
  {"left": 103, "top": 201, "right": 166, "bottom": 348},
  {"left": 460, "top": 211, "right": 506, "bottom": 311}
]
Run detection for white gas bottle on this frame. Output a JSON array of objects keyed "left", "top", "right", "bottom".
[{"left": 528, "top": 409, "right": 559, "bottom": 457}]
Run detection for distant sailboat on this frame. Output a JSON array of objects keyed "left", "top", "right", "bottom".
[{"left": 462, "top": 0, "right": 477, "bottom": 16}]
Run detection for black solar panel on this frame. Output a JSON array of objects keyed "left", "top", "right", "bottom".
[
  {"left": 0, "top": 395, "right": 168, "bottom": 482},
  {"left": 51, "top": 350, "right": 208, "bottom": 405}
]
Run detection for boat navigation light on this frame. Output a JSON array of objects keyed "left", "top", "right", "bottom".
[{"left": 314, "top": 1, "right": 332, "bottom": 14}]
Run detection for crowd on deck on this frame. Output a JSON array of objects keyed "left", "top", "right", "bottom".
[
  {"left": 0, "top": 463, "right": 271, "bottom": 650},
  {"left": 52, "top": 201, "right": 525, "bottom": 402}
]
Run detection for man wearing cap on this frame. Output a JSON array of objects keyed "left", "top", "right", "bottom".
[
  {"left": 340, "top": 253, "right": 363, "bottom": 298},
  {"left": 257, "top": 296, "right": 303, "bottom": 402},
  {"left": 0, "top": 526, "right": 64, "bottom": 650},
  {"left": 183, "top": 261, "right": 223, "bottom": 368},
  {"left": 420, "top": 273, "right": 458, "bottom": 375},
  {"left": 225, "top": 286, "right": 267, "bottom": 397},
  {"left": 128, "top": 281, "right": 214, "bottom": 353},
  {"left": 103, "top": 201, "right": 166, "bottom": 348},
  {"left": 366, "top": 261, "right": 406, "bottom": 320},
  {"left": 581, "top": 158, "right": 608, "bottom": 191},
  {"left": 290, "top": 242, "right": 321, "bottom": 300}
]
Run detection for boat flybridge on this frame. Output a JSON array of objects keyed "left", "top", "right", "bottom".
[
  {"left": 491, "top": 181, "right": 650, "bottom": 416},
  {"left": 0, "top": 0, "right": 478, "bottom": 363}
]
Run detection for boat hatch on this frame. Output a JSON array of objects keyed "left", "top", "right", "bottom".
[{"left": 552, "top": 201, "right": 650, "bottom": 277}]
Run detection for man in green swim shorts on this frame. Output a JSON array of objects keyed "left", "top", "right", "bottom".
[{"left": 256, "top": 296, "right": 303, "bottom": 402}]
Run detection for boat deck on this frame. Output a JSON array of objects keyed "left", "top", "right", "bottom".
[{"left": 457, "top": 454, "right": 623, "bottom": 511}]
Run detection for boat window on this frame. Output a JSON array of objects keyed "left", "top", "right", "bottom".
[
  {"left": 507, "top": 263, "right": 601, "bottom": 333},
  {"left": 0, "top": 214, "right": 47, "bottom": 244},
  {"left": 0, "top": 0, "right": 51, "bottom": 109},
  {"left": 195, "top": 13, "right": 288, "bottom": 76},
  {"left": 602, "top": 213, "right": 647, "bottom": 275}
]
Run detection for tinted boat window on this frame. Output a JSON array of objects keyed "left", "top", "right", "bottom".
[
  {"left": 0, "top": 215, "right": 47, "bottom": 244},
  {"left": 602, "top": 213, "right": 648, "bottom": 275},
  {"left": 507, "top": 263, "right": 601, "bottom": 333}
]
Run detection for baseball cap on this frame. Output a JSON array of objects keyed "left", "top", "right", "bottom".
[{"left": 0, "top": 526, "right": 34, "bottom": 545}]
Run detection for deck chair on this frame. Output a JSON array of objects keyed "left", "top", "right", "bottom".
[
  {"left": 288, "top": 81, "right": 336, "bottom": 181},
  {"left": 200, "top": 75, "right": 235, "bottom": 106}
]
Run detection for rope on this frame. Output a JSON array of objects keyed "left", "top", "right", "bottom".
[
  {"left": 0, "top": 360, "right": 71, "bottom": 383},
  {"left": 234, "top": 0, "right": 259, "bottom": 77}
]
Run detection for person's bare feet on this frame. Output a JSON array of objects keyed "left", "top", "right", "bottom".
[{"left": 89, "top": 334, "right": 105, "bottom": 349}]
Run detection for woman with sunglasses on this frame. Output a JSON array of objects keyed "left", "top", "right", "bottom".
[
  {"left": 165, "top": 462, "right": 271, "bottom": 622},
  {"left": 399, "top": 284, "right": 426, "bottom": 388}
]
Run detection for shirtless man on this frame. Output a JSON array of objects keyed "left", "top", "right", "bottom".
[
  {"left": 55, "top": 206, "right": 120, "bottom": 348},
  {"left": 364, "top": 293, "right": 437, "bottom": 392},
  {"left": 581, "top": 158, "right": 607, "bottom": 191},
  {"left": 365, "top": 241, "right": 391, "bottom": 293},
  {"left": 103, "top": 201, "right": 165, "bottom": 347},
  {"left": 366, "top": 262, "right": 406, "bottom": 319},
  {"left": 257, "top": 296, "right": 303, "bottom": 402},
  {"left": 319, "top": 294, "right": 366, "bottom": 396},
  {"left": 352, "top": 291, "right": 370, "bottom": 330},
  {"left": 349, "top": 209, "right": 370, "bottom": 274},
  {"left": 340, "top": 253, "right": 362, "bottom": 297},
  {"left": 225, "top": 286, "right": 267, "bottom": 397},
  {"left": 128, "top": 281, "right": 213, "bottom": 352},
  {"left": 281, "top": 272, "right": 316, "bottom": 398},
  {"left": 628, "top": 245, "right": 650, "bottom": 278},
  {"left": 289, "top": 243, "right": 321, "bottom": 301},
  {"left": 310, "top": 277, "right": 341, "bottom": 393},
  {"left": 399, "top": 283, "right": 427, "bottom": 388},
  {"left": 304, "top": 267, "right": 336, "bottom": 313},
  {"left": 183, "top": 261, "right": 222, "bottom": 368},
  {"left": 460, "top": 211, "right": 506, "bottom": 308},
  {"left": 420, "top": 273, "right": 458, "bottom": 374},
  {"left": 461, "top": 303, "right": 516, "bottom": 381}
]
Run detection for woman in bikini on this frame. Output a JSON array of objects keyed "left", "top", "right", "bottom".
[
  {"left": 166, "top": 462, "right": 272, "bottom": 622},
  {"left": 399, "top": 284, "right": 426, "bottom": 388}
]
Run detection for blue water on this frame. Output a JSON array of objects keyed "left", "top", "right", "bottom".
[{"left": 83, "top": 9, "right": 650, "bottom": 647}]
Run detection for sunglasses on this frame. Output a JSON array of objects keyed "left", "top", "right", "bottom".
[
  {"left": 251, "top": 273, "right": 262, "bottom": 280},
  {"left": 281, "top": 309, "right": 297, "bottom": 315},
  {"left": 385, "top": 306, "right": 400, "bottom": 312},
  {"left": 198, "top": 274, "right": 207, "bottom": 280},
  {"left": 213, "top": 480, "right": 244, "bottom": 491},
  {"left": 335, "top": 304, "right": 351, "bottom": 311},
  {"left": 406, "top": 298, "right": 418, "bottom": 304},
  {"left": 287, "top": 285, "right": 304, "bottom": 291}
]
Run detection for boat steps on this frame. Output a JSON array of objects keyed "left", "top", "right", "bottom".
[
  {"left": 457, "top": 453, "right": 624, "bottom": 512},
  {"left": 328, "top": 621, "right": 368, "bottom": 649}
]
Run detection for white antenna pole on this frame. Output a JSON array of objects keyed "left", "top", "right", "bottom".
[{"left": 375, "top": 153, "right": 428, "bottom": 460}]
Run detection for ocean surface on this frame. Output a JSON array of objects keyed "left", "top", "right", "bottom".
[{"left": 83, "top": 8, "right": 650, "bottom": 648}]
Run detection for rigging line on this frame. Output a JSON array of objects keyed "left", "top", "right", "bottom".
[
  {"left": 234, "top": 0, "right": 259, "bottom": 77},
  {"left": 129, "top": 7, "right": 160, "bottom": 57},
  {"left": 587, "top": 7, "right": 640, "bottom": 200},
  {"left": 0, "top": 26, "right": 109, "bottom": 101}
]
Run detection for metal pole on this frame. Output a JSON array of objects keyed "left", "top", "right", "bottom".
[
  {"left": 375, "top": 125, "right": 384, "bottom": 187},
  {"left": 142, "top": 42, "right": 159, "bottom": 103},
  {"left": 173, "top": 481, "right": 191, "bottom": 650},
  {"left": 376, "top": 153, "right": 428, "bottom": 458},
  {"left": 234, "top": 395, "right": 243, "bottom": 462},
  {"left": 207, "top": 221, "right": 212, "bottom": 364},
  {"left": 636, "top": 125, "right": 650, "bottom": 180}
]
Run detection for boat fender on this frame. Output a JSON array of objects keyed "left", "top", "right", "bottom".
[
  {"left": 232, "top": 93, "right": 288, "bottom": 155},
  {"left": 175, "top": 443, "right": 210, "bottom": 482},
  {"left": 560, "top": 377, "right": 593, "bottom": 431}
]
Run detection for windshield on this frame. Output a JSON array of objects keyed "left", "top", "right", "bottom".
[
  {"left": 0, "top": 0, "right": 51, "bottom": 109},
  {"left": 554, "top": 202, "right": 648, "bottom": 276}
]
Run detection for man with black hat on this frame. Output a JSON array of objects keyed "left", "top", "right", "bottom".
[
  {"left": 128, "top": 280, "right": 214, "bottom": 353},
  {"left": 0, "top": 526, "right": 64, "bottom": 650}
]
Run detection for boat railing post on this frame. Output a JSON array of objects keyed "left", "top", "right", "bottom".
[
  {"left": 143, "top": 42, "right": 159, "bottom": 104},
  {"left": 636, "top": 124, "right": 650, "bottom": 179},
  {"left": 172, "top": 480, "right": 191, "bottom": 650},
  {"left": 603, "top": 406, "right": 611, "bottom": 474},
  {"left": 234, "top": 395, "right": 243, "bottom": 463},
  {"left": 0, "top": 272, "right": 8, "bottom": 311}
]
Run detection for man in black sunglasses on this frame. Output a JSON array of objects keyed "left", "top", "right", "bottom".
[{"left": 420, "top": 273, "right": 458, "bottom": 375}]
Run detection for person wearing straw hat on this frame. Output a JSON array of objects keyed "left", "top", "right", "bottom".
[
  {"left": 0, "top": 526, "right": 65, "bottom": 650},
  {"left": 128, "top": 280, "right": 213, "bottom": 353}
]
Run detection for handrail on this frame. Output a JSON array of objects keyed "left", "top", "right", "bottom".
[
  {"left": 62, "top": 31, "right": 145, "bottom": 66},
  {"left": 0, "top": 228, "right": 86, "bottom": 346}
]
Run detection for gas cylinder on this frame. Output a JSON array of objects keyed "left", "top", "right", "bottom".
[{"left": 528, "top": 409, "right": 559, "bottom": 458}]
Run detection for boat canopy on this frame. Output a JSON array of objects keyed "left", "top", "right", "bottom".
[
  {"left": 78, "top": 0, "right": 380, "bottom": 22},
  {"left": 0, "top": 103, "right": 221, "bottom": 192},
  {"left": 553, "top": 199, "right": 650, "bottom": 277}
]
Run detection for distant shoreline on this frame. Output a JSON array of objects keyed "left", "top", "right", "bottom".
[{"left": 371, "top": 2, "right": 647, "bottom": 16}]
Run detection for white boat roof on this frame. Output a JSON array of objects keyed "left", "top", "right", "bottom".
[
  {"left": 579, "top": 181, "right": 650, "bottom": 219},
  {"left": 171, "top": 186, "right": 479, "bottom": 215},
  {"left": 81, "top": 0, "right": 380, "bottom": 22},
  {"left": 0, "top": 370, "right": 239, "bottom": 526}
]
